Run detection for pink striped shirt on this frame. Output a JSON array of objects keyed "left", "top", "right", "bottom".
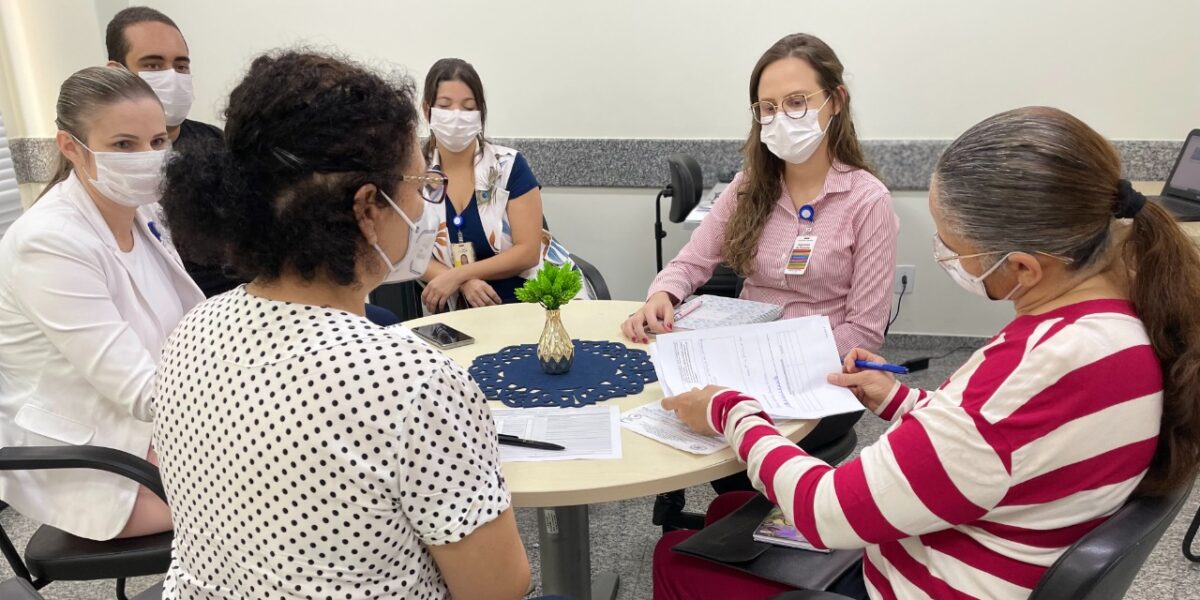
[
  {"left": 708, "top": 299, "right": 1162, "bottom": 599},
  {"left": 649, "top": 163, "right": 899, "bottom": 354}
]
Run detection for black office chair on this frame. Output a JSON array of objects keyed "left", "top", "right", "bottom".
[
  {"left": 766, "top": 484, "right": 1193, "bottom": 600},
  {"left": 540, "top": 216, "right": 611, "bottom": 301},
  {"left": 651, "top": 154, "right": 744, "bottom": 297},
  {"left": 0, "top": 578, "right": 163, "bottom": 600},
  {"left": 570, "top": 253, "right": 611, "bottom": 301},
  {"left": 1183, "top": 502, "right": 1200, "bottom": 562},
  {"left": 654, "top": 154, "right": 704, "bottom": 272},
  {"left": 0, "top": 446, "right": 172, "bottom": 600},
  {"left": 370, "top": 281, "right": 425, "bottom": 321}
]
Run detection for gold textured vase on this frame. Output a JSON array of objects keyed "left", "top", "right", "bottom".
[{"left": 537, "top": 309, "right": 575, "bottom": 374}]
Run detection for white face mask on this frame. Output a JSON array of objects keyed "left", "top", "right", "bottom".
[
  {"left": 759, "top": 96, "right": 832, "bottom": 165},
  {"left": 72, "top": 135, "right": 168, "bottom": 208},
  {"left": 933, "top": 234, "right": 1021, "bottom": 301},
  {"left": 429, "top": 108, "right": 482, "bottom": 153},
  {"left": 374, "top": 190, "right": 437, "bottom": 283},
  {"left": 138, "top": 70, "right": 194, "bottom": 127}
]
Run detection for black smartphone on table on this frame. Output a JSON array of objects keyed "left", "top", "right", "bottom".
[{"left": 411, "top": 323, "right": 475, "bottom": 349}]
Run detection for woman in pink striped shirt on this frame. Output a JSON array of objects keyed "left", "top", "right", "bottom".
[
  {"left": 653, "top": 107, "right": 1200, "bottom": 599},
  {"left": 620, "top": 33, "right": 899, "bottom": 357}
]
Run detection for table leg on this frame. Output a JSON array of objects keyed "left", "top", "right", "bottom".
[{"left": 537, "top": 505, "right": 620, "bottom": 600}]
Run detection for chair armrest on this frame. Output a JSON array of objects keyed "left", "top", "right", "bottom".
[
  {"left": 570, "top": 253, "right": 611, "bottom": 300},
  {"left": 0, "top": 446, "right": 165, "bottom": 502},
  {"left": 768, "top": 592, "right": 855, "bottom": 600}
]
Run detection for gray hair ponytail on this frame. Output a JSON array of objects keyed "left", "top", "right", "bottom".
[
  {"left": 934, "top": 105, "right": 1200, "bottom": 496},
  {"left": 933, "top": 106, "right": 1125, "bottom": 270}
]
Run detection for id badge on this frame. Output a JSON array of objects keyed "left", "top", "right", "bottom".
[
  {"left": 452, "top": 242, "right": 476, "bottom": 267},
  {"left": 785, "top": 235, "right": 817, "bottom": 275}
]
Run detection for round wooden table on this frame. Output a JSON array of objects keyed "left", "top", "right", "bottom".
[{"left": 405, "top": 300, "right": 816, "bottom": 600}]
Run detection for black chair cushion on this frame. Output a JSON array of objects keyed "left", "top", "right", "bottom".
[
  {"left": 807, "top": 430, "right": 859, "bottom": 466},
  {"left": 0, "top": 578, "right": 42, "bottom": 599},
  {"left": 801, "top": 411, "right": 864, "bottom": 455},
  {"left": 24, "top": 526, "right": 172, "bottom": 581}
]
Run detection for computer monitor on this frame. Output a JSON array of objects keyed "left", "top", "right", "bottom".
[{"left": 1163, "top": 129, "right": 1200, "bottom": 202}]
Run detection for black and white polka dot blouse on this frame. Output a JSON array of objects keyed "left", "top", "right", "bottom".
[{"left": 153, "top": 287, "right": 509, "bottom": 599}]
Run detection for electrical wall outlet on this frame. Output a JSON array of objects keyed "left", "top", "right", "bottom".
[{"left": 894, "top": 265, "right": 915, "bottom": 294}]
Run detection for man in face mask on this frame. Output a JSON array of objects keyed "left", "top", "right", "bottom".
[
  {"left": 105, "top": 6, "right": 222, "bottom": 149},
  {"left": 104, "top": 6, "right": 236, "bottom": 297}
]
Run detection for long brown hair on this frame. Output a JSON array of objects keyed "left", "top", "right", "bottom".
[
  {"left": 422, "top": 57, "right": 488, "bottom": 159},
  {"left": 935, "top": 106, "right": 1200, "bottom": 495},
  {"left": 37, "top": 66, "right": 159, "bottom": 200},
  {"left": 723, "top": 33, "right": 873, "bottom": 276}
]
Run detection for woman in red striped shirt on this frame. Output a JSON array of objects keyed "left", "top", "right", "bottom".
[
  {"left": 620, "top": 33, "right": 899, "bottom": 357},
  {"left": 654, "top": 107, "right": 1200, "bottom": 599}
]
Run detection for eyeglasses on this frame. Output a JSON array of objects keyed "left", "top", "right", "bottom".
[
  {"left": 932, "top": 233, "right": 1074, "bottom": 264},
  {"left": 403, "top": 169, "right": 448, "bottom": 204},
  {"left": 750, "top": 90, "right": 828, "bottom": 125}
]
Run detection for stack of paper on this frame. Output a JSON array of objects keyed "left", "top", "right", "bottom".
[
  {"left": 650, "top": 316, "right": 862, "bottom": 421},
  {"left": 624, "top": 317, "right": 861, "bottom": 454},
  {"left": 620, "top": 401, "right": 728, "bottom": 455},
  {"left": 491, "top": 405, "right": 622, "bottom": 463}
]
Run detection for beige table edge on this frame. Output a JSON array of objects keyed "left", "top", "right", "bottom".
[{"left": 404, "top": 301, "right": 815, "bottom": 508}]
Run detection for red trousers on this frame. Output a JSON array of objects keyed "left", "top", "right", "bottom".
[{"left": 652, "top": 492, "right": 797, "bottom": 600}]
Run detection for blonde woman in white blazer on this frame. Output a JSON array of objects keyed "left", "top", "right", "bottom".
[{"left": 0, "top": 67, "right": 203, "bottom": 541}]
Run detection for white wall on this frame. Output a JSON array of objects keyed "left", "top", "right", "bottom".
[
  {"left": 0, "top": 0, "right": 109, "bottom": 205},
  {"left": 148, "top": 0, "right": 1200, "bottom": 141},
  {"left": 3, "top": 0, "right": 1195, "bottom": 336}
]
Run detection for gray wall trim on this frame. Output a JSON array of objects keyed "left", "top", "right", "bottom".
[
  {"left": 11, "top": 135, "right": 1181, "bottom": 190},
  {"left": 502, "top": 138, "right": 1182, "bottom": 190},
  {"left": 10, "top": 138, "right": 59, "bottom": 184}
]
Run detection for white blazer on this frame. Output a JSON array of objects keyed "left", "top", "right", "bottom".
[{"left": 0, "top": 172, "right": 204, "bottom": 540}]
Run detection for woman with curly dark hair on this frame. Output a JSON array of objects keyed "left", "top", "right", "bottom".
[{"left": 153, "top": 51, "right": 532, "bottom": 599}]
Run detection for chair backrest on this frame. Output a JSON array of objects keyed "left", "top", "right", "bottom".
[
  {"left": 1029, "top": 483, "right": 1192, "bottom": 600},
  {"left": 370, "top": 281, "right": 425, "bottom": 321},
  {"left": 568, "top": 254, "right": 610, "bottom": 301},
  {"left": 666, "top": 154, "right": 703, "bottom": 223}
]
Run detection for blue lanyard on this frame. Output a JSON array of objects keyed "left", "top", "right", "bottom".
[
  {"left": 798, "top": 204, "right": 815, "bottom": 233},
  {"left": 452, "top": 214, "right": 464, "bottom": 243}
]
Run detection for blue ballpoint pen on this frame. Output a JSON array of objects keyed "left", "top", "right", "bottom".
[{"left": 853, "top": 359, "right": 910, "bottom": 375}]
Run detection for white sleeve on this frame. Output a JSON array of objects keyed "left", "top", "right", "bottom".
[
  {"left": 397, "top": 352, "right": 510, "bottom": 546},
  {"left": 10, "top": 230, "right": 158, "bottom": 421}
]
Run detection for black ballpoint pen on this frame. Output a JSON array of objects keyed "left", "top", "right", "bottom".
[{"left": 498, "top": 433, "right": 565, "bottom": 451}]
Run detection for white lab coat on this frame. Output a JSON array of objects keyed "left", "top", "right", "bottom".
[{"left": 0, "top": 172, "right": 203, "bottom": 540}]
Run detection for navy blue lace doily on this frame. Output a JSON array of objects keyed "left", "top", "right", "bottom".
[{"left": 469, "top": 340, "right": 657, "bottom": 408}]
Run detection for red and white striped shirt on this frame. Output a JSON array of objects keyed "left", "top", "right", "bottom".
[
  {"left": 649, "top": 163, "right": 898, "bottom": 354},
  {"left": 708, "top": 299, "right": 1162, "bottom": 599}
]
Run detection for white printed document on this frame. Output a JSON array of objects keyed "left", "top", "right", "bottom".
[
  {"left": 652, "top": 316, "right": 862, "bottom": 420},
  {"left": 621, "top": 401, "right": 728, "bottom": 455},
  {"left": 491, "top": 405, "right": 622, "bottom": 462}
]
